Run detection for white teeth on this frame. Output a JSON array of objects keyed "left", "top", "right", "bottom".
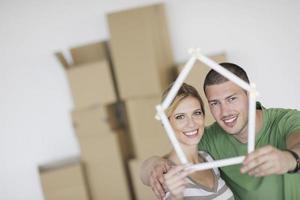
[
  {"left": 184, "top": 130, "right": 198, "bottom": 136},
  {"left": 224, "top": 117, "right": 237, "bottom": 123}
]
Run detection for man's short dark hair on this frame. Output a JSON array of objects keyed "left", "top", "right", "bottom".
[{"left": 203, "top": 62, "right": 250, "bottom": 93}]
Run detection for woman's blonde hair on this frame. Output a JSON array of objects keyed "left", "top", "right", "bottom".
[{"left": 161, "top": 82, "right": 205, "bottom": 117}]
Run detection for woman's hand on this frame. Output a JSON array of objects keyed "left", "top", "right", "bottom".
[{"left": 164, "top": 165, "right": 189, "bottom": 200}]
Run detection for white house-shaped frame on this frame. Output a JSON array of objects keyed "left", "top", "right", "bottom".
[{"left": 155, "top": 49, "right": 257, "bottom": 172}]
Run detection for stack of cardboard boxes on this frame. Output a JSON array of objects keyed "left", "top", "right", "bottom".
[
  {"left": 106, "top": 4, "right": 174, "bottom": 199},
  {"left": 53, "top": 42, "right": 131, "bottom": 200}
]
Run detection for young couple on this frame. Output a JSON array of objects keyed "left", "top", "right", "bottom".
[{"left": 140, "top": 63, "right": 300, "bottom": 200}]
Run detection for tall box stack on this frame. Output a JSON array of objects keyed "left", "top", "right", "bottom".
[
  {"left": 39, "top": 160, "right": 90, "bottom": 200},
  {"left": 55, "top": 42, "right": 131, "bottom": 200},
  {"left": 176, "top": 53, "right": 227, "bottom": 126},
  {"left": 107, "top": 4, "right": 173, "bottom": 199},
  {"left": 107, "top": 3, "right": 174, "bottom": 99}
]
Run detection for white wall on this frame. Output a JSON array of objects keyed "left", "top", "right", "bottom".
[{"left": 0, "top": 0, "right": 299, "bottom": 199}]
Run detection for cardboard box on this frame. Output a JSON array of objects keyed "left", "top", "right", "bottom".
[
  {"left": 72, "top": 106, "right": 132, "bottom": 200},
  {"left": 123, "top": 96, "right": 172, "bottom": 159},
  {"left": 39, "top": 161, "right": 90, "bottom": 200},
  {"left": 79, "top": 134, "right": 131, "bottom": 200},
  {"left": 72, "top": 105, "right": 111, "bottom": 138},
  {"left": 129, "top": 159, "right": 156, "bottom": 200},
  {"left": 70, "top": 41, "right": 109, "bottom": 65},
  {"left": 55, "top": 42, "right": 116, "bottom": 109},
  {"left": 72, "top": 105, "right": 134, "bottom": 160},
  {"left": 176, "top": 53, "right": 227, "bottom": 126},
  {"left": 107, "top": 3, "right": 174, "bottom": 99}
]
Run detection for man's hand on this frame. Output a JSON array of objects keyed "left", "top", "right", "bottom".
[
  {"left": 149, "top": 159, "right": 172, "bottom": 199},
  {"left": 240, "top": 145, "right": 296, "bottom": 177},
  {"left": 140, "top": 156, "right": 172, "bottom": 199}
]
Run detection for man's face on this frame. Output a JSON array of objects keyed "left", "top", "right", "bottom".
[{"left": 205, "top": 81, "right": 249, "bottom": 139}]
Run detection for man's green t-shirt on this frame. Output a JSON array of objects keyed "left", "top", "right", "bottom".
[{"left": 199, "top": 103, "right": 300, "bottom": 200}]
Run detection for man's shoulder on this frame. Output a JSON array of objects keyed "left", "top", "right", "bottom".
[
  {"left": 264, "top": 105, "right": 300, "bottom": 120},
  {"left": 258, "top": 102, "right": 300, "bottom": 121}
]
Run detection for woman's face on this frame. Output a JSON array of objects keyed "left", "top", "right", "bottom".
[{"left": 169, "top": 96, "right": 205, "bottom": 146}]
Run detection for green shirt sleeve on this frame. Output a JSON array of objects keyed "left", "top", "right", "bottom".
[{"left": 269, "top": 108, "right": 300, "bottom": 139}]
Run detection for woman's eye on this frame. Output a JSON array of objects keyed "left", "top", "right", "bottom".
[
  {"left": 194, "top": 111, "right": 202, "bottom": 116},
  {"left": 175, "top": 114, "right": 185, "bottom": 120}
]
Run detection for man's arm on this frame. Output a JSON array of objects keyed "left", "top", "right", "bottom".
[
  {"left": 241, "top": 132, "right": 300, "bottom": 176},
  {"left": 140, "top": 156, "right": 172, "bottom": 199}
]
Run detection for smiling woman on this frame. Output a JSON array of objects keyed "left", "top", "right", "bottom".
[{"left": 161, "top": 83, "right": 234, "bottom": 200}]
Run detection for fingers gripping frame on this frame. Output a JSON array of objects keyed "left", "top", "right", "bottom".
[{"left": 155, "top": 49, "right": 258, "bottom": 172}]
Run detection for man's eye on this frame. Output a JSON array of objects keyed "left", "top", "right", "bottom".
[
  {"left": 175, "top": 114, "right": 185, "bottom": 120},
  {"left": 228, "top": 97, "right": 237, "bottom": 102},
  {"left": 210, "top": 102, "right": 218, "bottom": 107}
]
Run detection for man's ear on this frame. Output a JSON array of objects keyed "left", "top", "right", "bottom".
[{"left": 245, "top": 90, "right": 249, "bottom": 96}]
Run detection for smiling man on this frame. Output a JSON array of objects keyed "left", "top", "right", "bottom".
[{"left": 140, "top": 63, "right": 300, "bottom": 200}]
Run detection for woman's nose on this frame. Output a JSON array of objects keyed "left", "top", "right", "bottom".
[{"left": 185, "top": 116, "right": 197, "bottom": 127}]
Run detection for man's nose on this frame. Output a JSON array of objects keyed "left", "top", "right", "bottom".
[{"left": 220, "top": 104, "right": 230, "bottom": 116}]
